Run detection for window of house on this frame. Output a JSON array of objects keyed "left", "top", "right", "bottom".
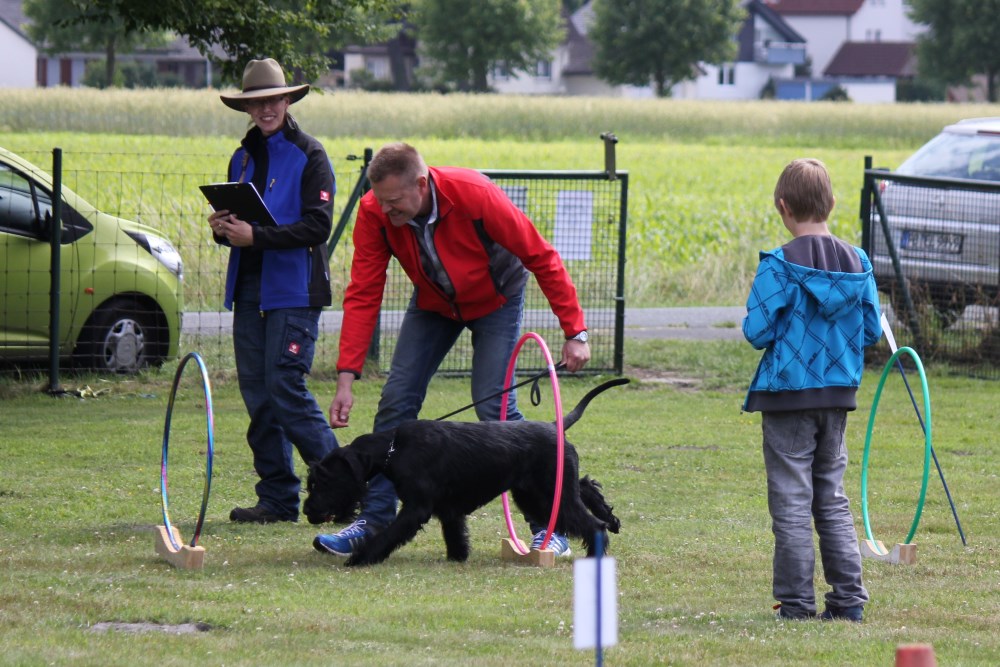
[
  {"left": 535, "top": 60, "right": 552, "bottom": 79},
  {"left": 365, "top": 58, "right": 390, "bottom": 80},
  {"left": 717, "top": 64, "right": 735, "bottom": 86}
]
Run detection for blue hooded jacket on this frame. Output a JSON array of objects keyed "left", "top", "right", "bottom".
[{"left": 742, "top": 236, "right": 882, "bottom": 412}]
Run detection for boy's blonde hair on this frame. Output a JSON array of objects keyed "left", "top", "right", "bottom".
[{"left": 773, "top": 158, "right": 835, "bottom": 222}]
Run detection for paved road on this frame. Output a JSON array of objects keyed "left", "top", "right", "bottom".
[{"left": 182, "top": 307, "right": 748, "bottom": 341}]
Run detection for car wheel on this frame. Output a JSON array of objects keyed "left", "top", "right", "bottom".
[{"left": 76, "top": 297, "right": 163, "bottom": 373}]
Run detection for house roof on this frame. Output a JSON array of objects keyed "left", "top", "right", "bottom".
[
  {"left": 824, "top": 41, "right": 916, "bottom": 77},
  {"left": 764, "top": 0, "right": 864, "bottom": 15},
  {"left": 0, "top": 0, "right": 31, "bottom": 41},
  {"left": 562, "top": 3, "right": 595, "bottom": 76},
  {"left": 746, "top": 0, "right": 805, "bottom": 42},
  {"left": 738, "top": 1, "right": 805, "bottom": 61}
]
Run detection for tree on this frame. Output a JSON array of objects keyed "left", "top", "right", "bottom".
[
  {"left": 55, "top": 0, "right": 402, "bottom": 85},
  {"left": 411, "top": 0, "right": 564, "bottom": 92},
  {"left": 25, "top": 0, "right": 170, "bottom": 87},
  {"left": 589, "top": 0, "right": 745, "bottom": 97},
  {"left": 908, "top": 0, "right": 1000, "bottom": 102}
]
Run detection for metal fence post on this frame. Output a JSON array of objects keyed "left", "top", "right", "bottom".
[{"left": 47, "top": 148, "right": 63, "bottom": 394}]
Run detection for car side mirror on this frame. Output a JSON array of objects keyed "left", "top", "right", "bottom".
[{"left": 36, "top": 210, "right": 52, "bottom": 237}]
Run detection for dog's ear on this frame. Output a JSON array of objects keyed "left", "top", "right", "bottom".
[{"left": 342, "top": 449, "right": 368, "bottom": 485}]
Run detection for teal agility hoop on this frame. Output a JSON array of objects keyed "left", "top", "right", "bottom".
[
  {"left": 860, "top": 346, "right": 932, "bottom": 553},
  {"left": 160, "top": 352, "right": 215, "bottom": 551}
]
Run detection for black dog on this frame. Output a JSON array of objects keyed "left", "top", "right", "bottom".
[{"left": 304, "top": 378, "right": 627, "bottom": 566}]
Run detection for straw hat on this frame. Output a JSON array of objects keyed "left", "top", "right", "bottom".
[{"left": 220, "top": 58, "right": 309, "bottom": 111}]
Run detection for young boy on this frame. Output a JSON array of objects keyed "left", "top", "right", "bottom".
[{"left": 742, "top": 158, "right": 882, "bottom": 622}]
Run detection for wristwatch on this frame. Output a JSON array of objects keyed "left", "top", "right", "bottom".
[{"left": 568, "top": 330, "right": 589, "bottom": 343}]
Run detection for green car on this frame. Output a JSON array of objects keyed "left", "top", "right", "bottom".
[{"left": 0, "top": 147, "right": 183, "bottom": 373}]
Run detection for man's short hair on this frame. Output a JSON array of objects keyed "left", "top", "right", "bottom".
[
  {"left": 368, "top": 142, "right": 428, "bottom": 185},
  {"left": 774, "top": 158, "right": 835, "bottom": 222}
]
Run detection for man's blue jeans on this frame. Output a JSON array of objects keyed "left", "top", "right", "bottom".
[
  {"left": 762, "top": 409, "right": 869, "bottom": 617},
  {"left": 233, "top": 278, "right": 338, "bottom": 520},
  {"left": 359, "top": 289, "right": 525, "bottom": 527}
]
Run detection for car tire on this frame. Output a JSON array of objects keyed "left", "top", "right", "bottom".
[{"left": 75, "top": 297, "right": 164, "bottom": 373}]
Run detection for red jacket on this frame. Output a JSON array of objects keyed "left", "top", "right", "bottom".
[{"left": 338, "top": 166, "right": 586, "bottom": 375}]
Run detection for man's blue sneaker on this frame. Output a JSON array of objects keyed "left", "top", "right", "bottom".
[
  {"left": 313, "top": 519, "right": 376, "bottom": 557},
  {"left": 530, "top": 530, "right": 572, "bottom": 557},
  {"left": 819, "top": 605, "right": 864, "bottom": 623}
]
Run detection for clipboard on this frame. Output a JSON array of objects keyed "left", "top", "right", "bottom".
[{"left": 199, "top": 182, "right": 277, "bottom": 226}]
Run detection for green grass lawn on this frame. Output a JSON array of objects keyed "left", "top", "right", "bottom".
[{"left": 1, "top": 339, "right": 997, "bottom": 666}]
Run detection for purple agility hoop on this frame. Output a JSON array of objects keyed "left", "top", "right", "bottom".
[
  {"left": 499, "top": 332, "right": 564, "bottom": 555},
  {"left": 160, "top": 351, "right": 215, "bottom": 551}
]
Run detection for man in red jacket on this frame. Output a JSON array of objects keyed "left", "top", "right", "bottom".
[{"left": 315, "top": 142, "right": 591, "bottom": 558}]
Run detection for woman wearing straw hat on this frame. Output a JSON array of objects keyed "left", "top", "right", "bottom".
[{"left": 210, "top": 58, "right": 339, "bottom": 524}]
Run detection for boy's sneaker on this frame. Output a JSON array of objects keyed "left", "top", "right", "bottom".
[
  {"left": 774, "top": 605, "right": 816, "bottom": 621},
  {"left": 819, "top": 605, "right": 864, "bottom": 623},
  {"left": 229, "top": 505, "right": 292, "bottom": 524},
  {"left": 313, "top": 519, "right": 376, "bottom": 557},
  {"left": 530, "top": 530, "right": 572, "bottom": 557}
]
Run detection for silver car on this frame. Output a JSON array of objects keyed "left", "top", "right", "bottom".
[{"left": 868, "top": 117, "right": 1000, "bottom": 325}]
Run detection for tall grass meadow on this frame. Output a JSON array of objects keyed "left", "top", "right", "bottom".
[{"left": 6, "top": 88, "right": 993, "bottom": 307}]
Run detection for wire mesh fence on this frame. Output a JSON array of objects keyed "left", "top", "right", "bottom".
[
  {"left": 1, "top": 145, "right": 627, "bottom": 383},
  {"left": 862, "top": 160, "right": 1000, "bottom": 379}
]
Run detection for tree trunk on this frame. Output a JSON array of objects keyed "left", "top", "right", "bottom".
[
  {"left": 472, "top": 63, "right": 489, "bottom": 93},
  {"left": 989, "top": 68, "right": 997, "bottom": 103},
  {"left": 654, "top": 74, "right": 667, "bottom": 98},
  {"left": 105, "top": 37, "right": 117, "bottom": 88}
]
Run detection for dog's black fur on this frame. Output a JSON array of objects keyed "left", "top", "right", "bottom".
[{"left": 304, "top": 378, "right": 627, "bottom": 566}]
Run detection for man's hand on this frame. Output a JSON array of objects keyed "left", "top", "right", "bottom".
[
  {"left": 329, "top": 372, "right": 356, "bottom": 428},
  {"left": 561, "top": 339, "right": 590, "bottom": 373}
]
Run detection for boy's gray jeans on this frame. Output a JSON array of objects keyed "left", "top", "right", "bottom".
[{"left": 762, "top": 409, "right": 869, "bottom": 617}]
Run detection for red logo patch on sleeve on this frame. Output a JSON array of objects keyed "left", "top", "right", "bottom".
[
  {"left": 319, "top": 190, "right": 330, "bottom": 202},
  {"left": 288, "top": 342, "right": 301, "bottom": 356}
]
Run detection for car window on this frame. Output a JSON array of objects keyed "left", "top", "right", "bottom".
[
  {"left": 897, "top": 132, "right": 1000, "bottom": 182},
  {"left": 0, "top": 163, "right": 56, "bottom": 238}
]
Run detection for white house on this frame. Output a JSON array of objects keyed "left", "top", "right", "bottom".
[
  {"left": 673, "top": 0, "right": 806, "bottom": 100},
  {"left": 0, "top": 0, "right": 37, "bottom": 88},
  {"left": 492, "top": 0, "right": 806, "bottom": 100},
  {"left": 763, "top": 0, "right": 923, "bottom": 81},
  {"left": 348, "top": 0, "right": 926, "bottom": 102},
  {"left": 490, "top": 2, "right": 653, "bottom": 97}
]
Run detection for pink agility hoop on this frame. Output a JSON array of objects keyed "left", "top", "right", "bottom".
[{"left": 499, "top": 332, "right": 564, "bottom": 555}]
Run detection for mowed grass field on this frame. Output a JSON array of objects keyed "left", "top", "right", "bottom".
[
  {"left": 1, "top": 90, "right": 1000, "bottom": 665},
  {"left": 2, "top": 340, "right": 999, "bottom": 666}
]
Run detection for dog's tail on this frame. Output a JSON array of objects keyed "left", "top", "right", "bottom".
[
  {"left": 580, "top": 476, "right": 621, "bottom": 534},
  {"left": 561, "top": 378, "right": 630, "bottom": 432}
]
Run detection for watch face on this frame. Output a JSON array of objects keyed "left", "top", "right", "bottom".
[{"left": 574, "top": 331, "right": 589, "bottom": 342}]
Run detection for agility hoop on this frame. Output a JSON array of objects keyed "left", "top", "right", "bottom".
[
  {"left": 499, "top": 332, "right": 564, "bottom": 555},
  {"left": 160, "top": 351, "right": 215, "bottom": 551},
  {"left": 860, "top": 346, "right": 932, "bottom": 554}
]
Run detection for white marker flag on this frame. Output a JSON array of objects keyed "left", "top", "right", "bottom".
[{"left": 573, "top": 556, "right": 618, "bottom": 649}]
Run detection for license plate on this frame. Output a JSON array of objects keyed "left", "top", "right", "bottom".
[{"left": 900, "top": 230, "right": 963, "bottom": 254}]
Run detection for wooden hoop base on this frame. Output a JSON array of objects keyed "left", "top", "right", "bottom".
[
  {"left": 500, "top": 538, "right": 556, "bottom": 568},
  {"left": 860, "top": 539, "right": 916, "bottom": 565},
  {"left": 155, "top": 525, "right": 206, "bottom": 570}
]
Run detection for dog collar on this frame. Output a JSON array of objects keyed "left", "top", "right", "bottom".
[{"left": 382, "top": 438, "right": 396, "bottom": 470}]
